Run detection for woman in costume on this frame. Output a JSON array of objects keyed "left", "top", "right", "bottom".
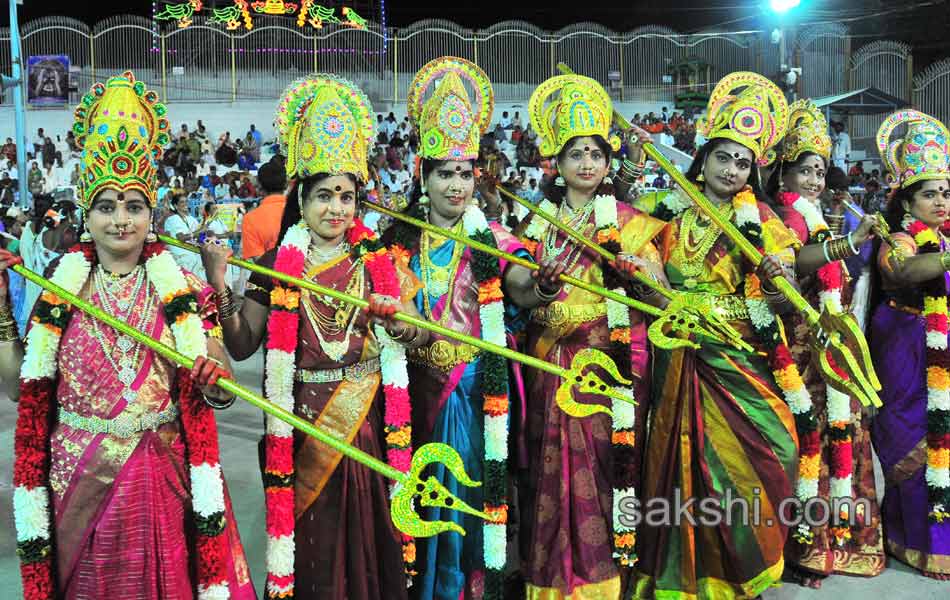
[
  {"left": 1, "top": 72, "right": 255, "bottom": 600},
  {"left": 762, "top": 100, "right": 884, "bottom": 587},
  {"left": 869, "top": 109, "right": 950, "bottom": 580},
  {"left": 629, "top": 72, "right": 801, "bottom": 599},
  {"left": 386, "top": 56, "right": 558, "bottom": 600},
  {"left": 518, "top": 73, "right": 667, "bottom": 599},
  {"left": 200, "top": 74, "right": 421, "bottom": 600}
]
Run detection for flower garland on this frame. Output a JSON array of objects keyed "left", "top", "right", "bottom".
[
  {"left": 391, "top": 203, "right": 510, "bottom": 600},
  {"left": 906, "top": 220, "right": 950, "bottom": 523},
  {"left": 520, "top": 194, "right": 639, "bottom": 567},
  {"left": 777, "top": 191, "right": 855, "bottom": 545},
  {"left": 13, "top": 241, "right": 229, "bottom": 600},
  {"left": 262, "top": 218, "right": 413, "bottom": 599}
]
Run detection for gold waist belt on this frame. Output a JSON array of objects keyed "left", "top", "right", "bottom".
[
  {"left": 689, "top": 292, "right": 750, "bottom": 321},
  {"left": 59, "top": 404, "right": 180, "bottom": 438},
  {"left": 295, "top": 357, "right": 381, "bottom": 384},
  {"left": 531, "top": 301, "right": 608, "bottom": 328},
  {"left": 407, "top": 339, "right": 480, "bottom": 372}
]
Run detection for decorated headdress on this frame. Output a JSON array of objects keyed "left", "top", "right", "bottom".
[
  {"left": 275, "top": 74, "right": 375, "bottom": 182},
  {"left": 407, "top": 56, "right": 494, "bottom": 161},
  {"left": 72, "top": 71, "right": 170, "bottom": 210},
  {"left": 782, "top": 99, "right": 832, "bottom": 163},
  {"left": 876, "top": 109, "right": 950, "bottom": 190},
  {"left": 528, "top": 74, "right": 618, "bottom": 158},
  {"left": 696, "top": 71, "right": 789, "bottom": 166}
]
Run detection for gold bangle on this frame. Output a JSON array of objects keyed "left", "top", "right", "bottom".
[
  {"left": 534, "top": 281, "right": 561, "bottom": 304},
  {"left": 215, "top": 287, "right": 238, "bottom": 320}
]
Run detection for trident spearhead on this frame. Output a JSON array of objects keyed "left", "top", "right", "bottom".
[
  {"left": 555, "top": 348, "right": 635, "bottom": 418},
  {"left": 648, "top": 293, "right": 754, "bottom": 352},
  {"left": 810, "top": 301, "right": 882, "bottom": 408},
  {"left": 390, "top": 443, "right": 488, "bottom": 538}
]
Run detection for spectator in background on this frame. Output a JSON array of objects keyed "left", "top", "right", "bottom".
[
  {"left": 27, "top": 161, "right": 43, "bottom": 198},
  {"left": 164, "top": 192, "right": 205, "bottom": 277},
  {"left": 499, "top": 110, "right": 512, "bottom": 129},
  {"left": 383, "top": 112, "right": 398, "bottom": 139},
  {"left": 2, "top": 138, "right": 16, "bottom": 162},
  {"left": 202, "top": 165, "right": 221, "bottom": 194},
  {"left": 831, "top": 120, "right": 851, "bottom": 171},
  {"left": 652, "top": 173, "right": 667, "bottom": 189},
  {"left": 33, "top": 128, "right": 45, "bottom": 154},
  {"left": 848, "top": 160, "right": 865, "bottom": 181},
  {"left": 248, "top": 123, "right": 262, "bottom": 147},
  {"left": 237, "top": 174, "right": 257, "bottom": 198},
  {"left": 241, "top": 157, "right": 286, "bottom": 260},
  {"left": 512, "top": 111, "right": 522, "bottom": 129}
]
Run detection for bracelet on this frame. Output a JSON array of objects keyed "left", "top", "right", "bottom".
[
  {"left": 848, "top": 231, "right": 860, "bottom": 256},
  {"left": 941, "top": 252, "right": 950, "bottom": 272},
  {"left": 0, "top": 320, "right": 18, "bottom": 343},
  {"left": 202, "top": 390, "right": 236, "bottom": 410},
  {"left": 534, "top": 281, "right": 561, "bottom": 303},
  {"left": 822, "top": 240, "right": 833, "bottom": 264},
  {"left": 215, "top": 287, "right": 238, "bottom": 320}
]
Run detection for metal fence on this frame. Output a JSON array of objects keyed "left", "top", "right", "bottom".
[{"left": 1, "top": 14, "right": 949, "bottom": 131}]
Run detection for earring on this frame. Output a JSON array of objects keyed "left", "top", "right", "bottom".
[
  {"left": 555, "top": 176, "right": 566, "bottom": 187},
  {"left": 146, "top": 222, "right": 157, "bottom": 243},
  {"left": 696, "top": 170, "right": 705, "bottom": 183},
  {"left": 80, "top": 227, "right": 92, "bottom": 243},
  {"left": 603, "top": 176, "right": 613, "bottom": 186},
  {"left": 419, "top": 194, "right": 429, "bottom": 205}
]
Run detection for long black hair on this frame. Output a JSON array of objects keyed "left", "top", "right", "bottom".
[
  {"left": 277, "top": 173, "right": 360, "bottom": 245},
  {"left": 685, "top": 138, "right": 768, "bottom": 203},
  {"left": 883, "top": 180, "right": 926, "bottom": 233},
  {"left": 763, "top": 151, "right": 828, "bottom": 200},
  {"left": 539, "top": 134, "right": 616, "bottom": 205}
]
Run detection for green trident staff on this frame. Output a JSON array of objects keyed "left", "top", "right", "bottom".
[
  {"left": 554, "top": 63, "right": 881, "bottom": 408},
  {"left": 494, "top": 186, "right": 753, "bottom": 353},
  {"left": 364, "top": 199, "right": 747, "bottom": 352},
  {"left": 11, "top": 261, "right": 486, "bottom": 539},
  {"left": 158, "top": 234, "right": 633, "bottom": 419}
]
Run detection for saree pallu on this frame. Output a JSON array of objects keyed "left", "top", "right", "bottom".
[
  {"left": 407, "top": 223, "right": 525, "bottom": 600},
  {"left": 521, "top": 202, "right": 663, "bottom": 599},
  {"left": 50, "top": 274, "right": 254, "bottom": 600},
  {"left": 632, "top": 198, "right": 800, "bottom": 600},
  {"left": 870, "top": 302, "right": 950, "bottom": 574},
  {"left": 777, "top": 205, "right": 884, "bottom": 578},
  {"left": 248, "top": 252, "right": 408, "bottom": 600}
]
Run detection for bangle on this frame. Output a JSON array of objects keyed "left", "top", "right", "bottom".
[
  {"left": 534, "top": 281, "right": 561, "bottom": 303},
  {"left": 0, "top": 320, "right": 18, "bottom": 342},
  {"left": 822, "top": 240, "right": 833, "bottom": 264},
  {"left": 846, "top": 232, "right": 859, "bottom": 255},
  {"left": 202, "top": 390, "right": 236, "bottom": 410},
  {"left": 940, "top": 252, "right": 950, "bottom": 272},
  {"left": 215, "top": 287, "right": 238, "bottom": 321}
]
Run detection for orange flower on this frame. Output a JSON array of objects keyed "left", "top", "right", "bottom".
[
  {"left": 478, "top": 277, "right": 504, "bottom": 304},
  {"left": 485, "top": 504, "right": 509, "bottom": 524},
  {"left": 390, "top": 245, "right": 411, "bottom": 267},
  {"left": 927, "top": 366, "right": 950, "bottom": 390},
  {"left": 39, "top": 291, "right": 64, "bottom": 306},
  {"left": 271, "top": 286, "right": 300, "bottom": 310},
  {"left": 775, "top": 364, "right": 804, "bottom": 391},
  {"left": 612, "top": 430, "right": 636, "bottom": 446},
  {"left": 799, "top": 453, "right": 820, "bottom": 480},
  {"left": 610, "top": 328, "right": 631, "bottom": 344},
  {"left": 596, "top": 228, "right": 620, "bottom": 245},
  {"left": 402, "top": 541, "right": 417, "bottom": 564},
  {"left": 386, "top": 428, "right": 411, "bottom": 448},
  {"left": 161, "top": 289, "right": 189, "bottom": 305},
  {"left": 483, "top": 394, "right": 509, "bottom": 416},
  {"left": 928, "top": 447, "right": 950, "bottom": 469},
  {"left": 522, "top": 239, "right": 539, "bottom": 255},
  {"left": 614, "top": 532, "right": 635, "bottom": 548}
]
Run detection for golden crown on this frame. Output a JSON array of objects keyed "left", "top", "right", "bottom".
[
  {"left": 877, "top": 109, "right": 950, "bottom": 190},
  {"left": 782, "top": 99, "right": 832, "bottom": 163},
  {"left": 276, "top": 74, "right": 375, "bottom": 182},
  {"left": 697, "top": 72, "right": 789, "bottom": 166},
  {"left": 528, "top": 74, "right": 617, "bottom": 158},
  {"left": 72, "top": 71, "right": 170, "bottom": 210},
  {"left": 408, "top": 57, "right": 494, "bottom": 162}
]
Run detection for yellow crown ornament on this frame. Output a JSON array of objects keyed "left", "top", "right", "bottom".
[
  {"left": 697, "top": 71, "right": 789, "bottom": 166},
  {"left": 407, "top": 56, "right": 494, "bottom": 161},
  {"left": 877, "top": 109, "right": 950, "bottom": 191},
  {"left": 528, "top": 74, "right": 618, "bottom": 158},
  {"left": 782, "top": 98, "right": 832, "bottom": 163},
  {"left": 275, "top": 74, "right": 375, "bottom": 182},
  {"left": 72, "top": 71, "right": 171, "bottom": 210}
]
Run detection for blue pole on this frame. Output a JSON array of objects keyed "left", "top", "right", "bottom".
[{"left": 9, "top": 0, "right": 29, "bottom": 209}]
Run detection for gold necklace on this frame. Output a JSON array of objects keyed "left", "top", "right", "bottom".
[
  {"left": 300, "top": 261, "right": 365, "bottom": 361},
  {"left": 673, "top": 205, "right": 732, "bottom": 282},
  {"left": 420, "top": 227, "right": 465, "bottom": 326}
]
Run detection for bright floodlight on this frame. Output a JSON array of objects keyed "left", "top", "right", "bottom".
[{"left": 770, "top": 0, "right": 801, "bottom": 12}]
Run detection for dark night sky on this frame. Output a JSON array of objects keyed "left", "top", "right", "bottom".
[{"left": 6, "top": 0, "right": 950, "bottom": 65}]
